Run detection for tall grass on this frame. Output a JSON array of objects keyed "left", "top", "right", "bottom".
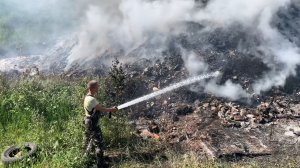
[
  {"left": 0, "top": 75, "right": 134, "bottom": 167},
  {"left": 0, "top": 76, "right": 83, "bottom": 167}
]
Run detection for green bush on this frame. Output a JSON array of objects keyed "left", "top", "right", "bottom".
[{"left": 105, "top": 58, "right": 127, "bottom": 105}]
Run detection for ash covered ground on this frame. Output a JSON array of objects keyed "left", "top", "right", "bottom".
[{"left": 0, "top": 0, "right": 300, "bottom": 163}]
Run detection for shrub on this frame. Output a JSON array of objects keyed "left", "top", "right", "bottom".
[{"left": 105, "top": 58, "right": 127, "bottom": 105}]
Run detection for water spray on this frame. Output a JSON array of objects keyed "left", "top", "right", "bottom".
[{"left": 117, "top": 71, "right": 221, "bottom": 110}]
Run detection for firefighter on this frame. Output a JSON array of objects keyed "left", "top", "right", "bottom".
[{"left": 83, "top": 80, "right": 118, "bottom": 167}]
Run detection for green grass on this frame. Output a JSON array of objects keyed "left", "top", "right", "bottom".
[
  {"left": 0, "top": 76, "right": 85, "bottom": 167},
  {"left": 0, "top": 75, "right": 138, "bottom": 167}
]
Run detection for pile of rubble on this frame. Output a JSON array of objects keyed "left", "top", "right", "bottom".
[
  {"left": 130, "top": 88, "right": 300, "bottom": 161},
  {"left": 212, "top": 97, "right": 300, "bottom": 127}
]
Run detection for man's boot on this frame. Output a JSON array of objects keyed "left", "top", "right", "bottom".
[{"left": 96, "top": 149, "right": 109, "bottom": 168}]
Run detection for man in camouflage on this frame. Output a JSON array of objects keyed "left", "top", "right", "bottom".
[{"left": 84, "top": 80, "right": 118, "bottom": 167}]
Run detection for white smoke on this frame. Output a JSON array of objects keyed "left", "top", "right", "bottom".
[
  {"left": 2, "top": 0, "right": 299, "bottom": 100},
  {"left": 190, "top": 0, "right": 300, "bottom": 97},
  {"left": 0, "top": 0, "right": 83, "bottom": 56},
  {"left": 205, "top": 80, "right": 249, "bottom": 100},
  {"left": 193, "top": 0, "right": 290, "bottom": 27},
  {"left": 68, "top": 0, "right": 195, "bottom": 64},
  {"left": 181, "top": 50, "right": 208, "bottom": 76},
  {"left": 252, "top": 5, "right": 300, "bottom": 93},
  {"left": 67, "top": 0, "right": 299, "bottom": 100}
]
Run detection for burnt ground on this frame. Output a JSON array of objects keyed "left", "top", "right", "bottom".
[
  {"left": 122, "top": 55, "right": 300, "bottom": 163},
  {"left": 117, "top": 5, "right": 300, "bottom": 159}
]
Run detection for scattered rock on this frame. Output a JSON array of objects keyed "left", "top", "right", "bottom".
[
  {"left": 211, "top": 106, "right": 217, "bottom": 112},
  {"left": 149, "top": 122, "right": 160, "bottom": 134},
  {"left": 175, "top": 104, "right": 193, "bottom": 115},
  {"left": 290, "top": 104, "right": 300, "bottom": 113},
  {"left": 234, "top": 115, "right": 247, "bottom": 122},
  {"left": 203, "top": 103, "right": 209, "bottom": 109},
  {"left": 178, "top": 135, "right": 187, "bottom": 142},
  {"left": 194, "top": 100, "right": 201, "bottom": 107},
  {"left": 140, "top": 129, "right": 160, "bottom": 140},
  {"left": 240, "top": 109, "right": 247, "bottom": 116},
  {"left": 172, "top": 115, "right": 179, "bottom": 122}
]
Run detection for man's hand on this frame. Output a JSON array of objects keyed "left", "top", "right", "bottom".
[{"left": 111, "top": 106, "right": 118, "bottom": 113}]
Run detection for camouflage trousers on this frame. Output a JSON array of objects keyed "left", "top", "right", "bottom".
[{"left": 83, "top": 116, "right": 106, "bottom": 167}]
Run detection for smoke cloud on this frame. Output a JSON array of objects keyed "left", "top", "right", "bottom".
[
  {"left": 1, "top": 0, "right": 299, "bottom": 100},
  {"left": 205, "top": 80, "right": 249, "bottom": 100},
  {"left": 69, "top": 0, "right": 299, "bottom": 100},
  {"left": 68, "top": 0, "right": 195, "bottom": 64},
  {"left": 0, "top": 0, "right": 82, "bottom": 56},
  {"left": 181, "top": 50, "right": 208, "bottom": 76}
]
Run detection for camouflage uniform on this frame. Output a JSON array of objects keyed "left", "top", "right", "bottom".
[{"left": 83, "top": 95, "right": 106, "bottom": 167}]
